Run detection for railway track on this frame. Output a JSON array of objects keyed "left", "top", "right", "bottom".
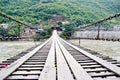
[{"left": 0, "top": 30, "right": 120, "bottom": 80}]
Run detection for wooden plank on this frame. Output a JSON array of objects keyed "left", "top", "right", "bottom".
[
  {"left": 78, "top": 60, "right": 94, "bottom": 63},
  {"left": 55, "top": 41, "right": 74, "bottom": 80},
  {"left": 25, "top": 61, "right": 45, "bottom": 64},
  {"left": 7, "top": 75, "right": 39, "bottom": 79},
  {"left": 24, "top": 62, "right": 45, "bottom": 64},
  {"left": 83, "top": 65, "right": 102, "bottom": 68},
  {"left": 29, "top": 58, "right": 47, "bottom": 60},
  {"left": 56, "top": 37, "right": 93, "bottom": 80},
  {"left": 85, "top": 68, "right": 107, "bottom": 72},
  {"left": 21, "top": 65, "right": 44, "bottom": 67},
  {"left": 60, "top": 37, "right": 120, "bottom": 76},
  {"left": 18, "top": 67, "right": 43, "bottom": 70},
  {"left": 94, "top": 77, "right": 120, "bottom": 80},
  {"left": 39, "top": 40, "right": 56, "bottom": 80},
  {"left": 12, "top": 71, "right": 41, "bottom": 75},
  {"left": 0, "top": 36, "right": 52, "bottom": 80},
  {"left": 27, "top": 59, "right": 45, "bottom": 62},
  {"left": 89, "top": 72, "right": 115, "bottom": 77},
  {"left": 80, "top": 62, "right": 98, "bottom": 65}
]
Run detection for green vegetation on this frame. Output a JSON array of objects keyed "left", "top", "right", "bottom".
[
  {"left": 61, "top": 23, "right": 75, "bottom": 39},
  {"left": 57, "top": 22, "right": 63, "bottom": 27},
  {"left": 0, "top": 28, "right": 7, "bottom": 37},
  {"left": 34, "top": 26, "right": 52, "bottom": 41},
  {"left": 0, "top": 0, "right": 120, "bottom": 38},
  {"left": 0, "top": 0, "right": 120, "bottom": 27},
  {"left": 0, "top": 25, "right": 22, "bottom": 37}
]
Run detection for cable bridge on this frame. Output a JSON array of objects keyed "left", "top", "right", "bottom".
[
  {"left": 0, "top": 12, "right": 120, "bottom": 80},
  {"left": 0, "top": 30, "right": 120, "bottom": 80}
]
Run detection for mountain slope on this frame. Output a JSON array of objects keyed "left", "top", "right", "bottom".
[{"left": 0, "top": 0, "right": 120, "bottom": 26}]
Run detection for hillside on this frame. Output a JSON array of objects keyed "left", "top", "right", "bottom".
[{"left": 0, "top": 0, "right": 120, "bottom": 27}]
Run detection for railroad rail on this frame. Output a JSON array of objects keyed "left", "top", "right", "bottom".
[{"left": 0, "top": 30, "right": 120, "bottom": 80}]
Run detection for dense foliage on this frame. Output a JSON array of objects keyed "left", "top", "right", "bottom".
[
  {"left": 0, "top": 0, "right": 120, "bottom": 27},
  {"left": 0, "top": 25, "right": 22, "bottom": 37},
  {"left": 34, "top": 26, "right": 52, "bottom": 40},
  {"left": 0, "top": 19, "right": 24, "bottom": 37},
  {"left": 61, "top": 23, "right": 75, "bottom": 39}
]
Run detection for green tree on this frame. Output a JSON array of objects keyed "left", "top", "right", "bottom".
[
  {"left": 57, "top": 22, "right": 63, "bottom": 27},
  {"left": 34, "top": 25, "right": 52, "bottom": 41},
  {"left": 61, "top": 23, "right": 75, "bottom": 39},
  {"left": 8, "top": 29, "right": 16, "bottom": 36},
  {"left": 0, "top": 28, "right": 8, "bottom": 37},
  {"left": 7, "top": 25, "right": 20, "bottom": 37}
]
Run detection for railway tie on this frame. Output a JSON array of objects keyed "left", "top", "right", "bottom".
[{"left": 0, "top": 30, "right": 120, "bottom": 80}]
